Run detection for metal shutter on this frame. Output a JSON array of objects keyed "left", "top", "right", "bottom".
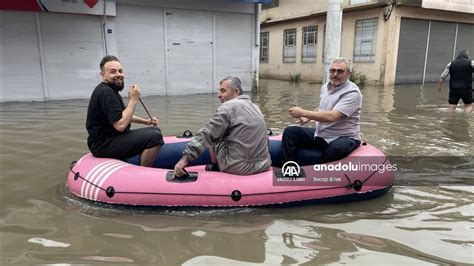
[
  {"left": 215, "top": 12, "right": 253, "bottom": 91},
  {"left": 166, "top": 9, "right": 213, "bottom": 95},
  {"left": 456, "top": 23, "right": 474, "bottom": 82},
  {"left": 116, "top": 5, "right": 166, "bottom": 95},
  {"left": 425, "top": 21, "right": 456, "bottom": 83},
  {"left": 456, "top": 23, "right": 474, "bottom": 60},
  {"left": 395, "top": 18, "right": 429, "bottom": 84},
  {"left": 39, "top": 12, "right": 103, "bottom": 100},
  {"left": 0, "top": 11, "right": 44, "bottom": 101}
]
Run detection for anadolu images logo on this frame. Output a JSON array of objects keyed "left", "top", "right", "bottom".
[{"left": 282, "top": 161, "right": 301, "bottom": 177}]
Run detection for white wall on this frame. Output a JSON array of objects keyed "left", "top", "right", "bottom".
[{"left": 0, "top": 0, "right": 259, "bottom": 102}]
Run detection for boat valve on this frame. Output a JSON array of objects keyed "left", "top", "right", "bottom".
[
  {"left": 346, "top": 180, "right": 363, "bottom": 191},
  {"left": 106, "top": 186, "right": 115, "bottom": 198},
  {"left": 231, "top": 190, "right": 242, "bottom": 202}
]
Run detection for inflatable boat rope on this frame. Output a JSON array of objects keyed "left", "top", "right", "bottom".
[{"left": 68, "top": 156, "right": 386, "bottom": 200}]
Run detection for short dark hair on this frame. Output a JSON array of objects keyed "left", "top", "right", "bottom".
[
  {"left": 100, "top": 55, "right": 120, "bottom": 71},
  {"left": 456, "top": 49, "right": 469, "bottom": 60}
]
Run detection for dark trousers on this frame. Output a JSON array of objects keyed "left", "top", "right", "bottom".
[
  {"left": 281, "top": 126, "right": 361, "bottom": 165},
  {"left": 91, "top": 127, "right": 164, "bottom": 159}
]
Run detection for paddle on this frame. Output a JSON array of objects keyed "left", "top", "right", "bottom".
[{"left": 139, "top": 97, "right": 153, "bottom": 120}]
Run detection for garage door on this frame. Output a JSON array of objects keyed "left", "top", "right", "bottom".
[
  {"left": 40, "top": 12, "right": 104, "bottom": 99},
  {"left": 215, "top": 12, "right": 253, "bottom": 90},
  {"left": 116, "top": 5, "right": 166, "bottom": 95},
  {"left": 425, "top": 21, "right": 456, "bottom": 82},
  {"left": 395, "top": 18, "right": 429, "bottom": 84},
  {"left": 0, "top": 11, "right": 44, "bottom": 101},
  {"left": 456, "top": 23, "right": 474, "bottom": 58},
  {"left": 166, "top": 9, "right": 213, "bottom": 95},
  {"left": 396, "top": 18, "right": 474, "bottom": 84}
]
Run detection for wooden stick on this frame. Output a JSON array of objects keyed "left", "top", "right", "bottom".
[{"left": 139, "top": 97, "right": 153, "bottom": 120}]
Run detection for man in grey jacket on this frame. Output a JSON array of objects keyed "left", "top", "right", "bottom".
[{"left": 173, "top": 76, "right": 271, "bottom": 177}]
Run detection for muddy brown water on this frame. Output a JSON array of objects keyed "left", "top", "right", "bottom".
[{"left": 0, "top": 80, "right": 472, "bottom": 264}]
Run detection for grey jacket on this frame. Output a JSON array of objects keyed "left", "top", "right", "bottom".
[{"left": 183, "top": 95, "right": 271, "bottom": 175}]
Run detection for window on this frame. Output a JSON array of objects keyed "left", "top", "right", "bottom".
[
  {"left": 262, "top": 0, "right": 279, "bottom": 10},
  {"left": 302, "top": 26, "right": 317, "bottom": 63},
  {"left": 354, "top": 18, "right": 378, "bottom": 62},
  {"left": 260, "top": 32, "right": 269, "bottom": 63},
  {"left": 283, "top": 28, "right": 296, "bottom": 63}
]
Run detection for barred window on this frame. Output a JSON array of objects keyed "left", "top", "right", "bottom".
[
  {"left": 260, "top": 32, "right": 269, "bottom": 63},
  {"left": 354, "top": 18, "right": 377, "bottom": 62},
  {"left": 302, "top": 25, "right": 317, "bottom": 63},
  {"left": 283, "top": 28, "right": 296, "bottom": 63},
  {"left": 262, "top": 0, "right": 279, "bottom": 10}
]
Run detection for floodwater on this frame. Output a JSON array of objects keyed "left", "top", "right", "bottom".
[{"left": 0, "top": 79, "right": 473, "bottom": 264}]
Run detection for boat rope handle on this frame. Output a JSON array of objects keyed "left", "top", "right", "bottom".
[
  {"left": 344, "top": 156, "right": 390, "bottom": 191},
  {"left": 69, "top": 161, "right": 108, "bottom": 193},
  {"left": 70, "top": 162, "right": 353, "bottom": 197},
  {"left": 68, "top": 157, "right": 389, "bottom": 197}
]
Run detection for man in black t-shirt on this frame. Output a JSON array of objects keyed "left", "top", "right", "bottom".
[{"left": 86, "top": 55, "right": 164, "bottom": 167}]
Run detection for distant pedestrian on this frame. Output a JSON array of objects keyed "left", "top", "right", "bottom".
[{"left": 438, "top": 49, "right": 473, "bottom": 113}]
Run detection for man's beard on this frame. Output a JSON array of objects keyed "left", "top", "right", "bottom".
[{"left": 106, "top": 78, "right": 124, "bottom": 91}]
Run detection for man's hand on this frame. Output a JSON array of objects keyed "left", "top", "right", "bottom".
[
  {"left": 147, "top": 116, "right": 160, "bottom": 126},
  {"left": 289, "top": 107, "right": 305, "bottom": 118},
  {"left": 437, "top": 79, "right": 444, "bottom": 92},
  {"left": 298, "top": 117, "right": 310, "bottom": 125},
  {"left": 128, "top": 84, "right": 141, "bottom": 100},
  {"left": 173, "top": 156, "right": 189, "bottom": 178}
]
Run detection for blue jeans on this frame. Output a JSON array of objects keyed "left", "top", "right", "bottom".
[{"left": 281, "top": 126, "right": 361, "bottom": 165}]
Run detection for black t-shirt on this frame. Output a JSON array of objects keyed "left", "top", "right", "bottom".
[{"left": 86, "top": 82, "right": 130, "bottom": 150}]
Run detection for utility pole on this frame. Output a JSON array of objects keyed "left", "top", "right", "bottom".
[{"left": 323, "top": 0, "right": 343, "bottom": 83}]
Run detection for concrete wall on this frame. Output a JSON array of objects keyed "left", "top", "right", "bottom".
[
  {"left": 261, "top": 0, "right": 328, "bottom": 22},
  {"left": 260, "top": 3, "right": 474, "bottom": 85},
  {"left": 340, "top": 8, "right": 386, "bottom": 83},
  {"left": 260, "top": 0, "right": 382, "bottom": 22},
  {"left": 259, "top": 16, "right": 326, "bottom": 82},
  {"left": 260, "top": 8, "right": 385, "bottom": 83}
]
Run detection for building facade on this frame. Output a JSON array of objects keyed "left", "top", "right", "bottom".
[
  {"left": 0, "top": 0, "right": 269, "bottom": 102},
  {"left": 259, "top": 0, "right": 474, "bottom": 85}
]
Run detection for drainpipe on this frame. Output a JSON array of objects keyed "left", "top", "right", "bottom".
[
  {"left": 35, "top": 13, "right": 49, "bottom": 101},
  {"left": 102, "top": 1, "right": 108, "bottom": 55},
  {"left": 323, "top": 0, "right": 343, "bottom": 83},
  {"left": 254, "top": 3, "right": 261, "bottom": 89}
]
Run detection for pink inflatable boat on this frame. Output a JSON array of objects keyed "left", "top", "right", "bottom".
[{"left": 68, "top": 134, "right": 395, "bottom": 207}]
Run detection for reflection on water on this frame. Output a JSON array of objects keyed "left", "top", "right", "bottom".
[{"left": 0, "top": 80, "right": 473, "bottom": 264}]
